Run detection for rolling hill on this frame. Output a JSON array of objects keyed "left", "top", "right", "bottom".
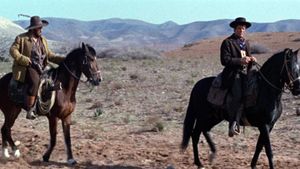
[{"left": 15, "top": 17, "right": 300, "bottom": 51}]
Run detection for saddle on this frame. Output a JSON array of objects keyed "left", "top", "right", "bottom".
[
  {"left": 8, "top": 78, "right": 27, "bottom": 105},
  {"left": 8, "top": 71, "right": 62, "bottom": 115},
  {"left": 207, "top": 70, "right": 258, "bottom": 108},
  {"left": 207, "top": 73, "right": 228, "bottom": 106}
]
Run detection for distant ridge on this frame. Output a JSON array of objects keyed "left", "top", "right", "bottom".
[
  {"left": 0, "top": 17, "right": 25, "bottom": 58},
  {"left": 0, "top": 17, "right": 66, "bottom": 58},
  {"left": 13, "top": 17, "right": 300, "bottom": 50}
]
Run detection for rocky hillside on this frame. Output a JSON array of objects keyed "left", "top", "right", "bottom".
[
  {"left": 0, "top": 17, "right": 68, "bottom": 59},
  {"left": 0, "top": 17, "right": 25, "bottom": 58}
]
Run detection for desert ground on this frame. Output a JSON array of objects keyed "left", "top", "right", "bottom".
[{"left": 0, "top": 32, "right": 299, "bottom": 169}]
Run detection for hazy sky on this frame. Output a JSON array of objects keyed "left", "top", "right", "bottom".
[{"left": 2, "top": 0, "right": 300, "bottom": 24}]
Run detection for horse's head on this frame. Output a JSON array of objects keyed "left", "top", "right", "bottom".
[
  {"left": 282, "top": 48, "right": 300, "bottom": 95},
  {"left": 79, "top": 43, "right": 102, "bottom": 86}
]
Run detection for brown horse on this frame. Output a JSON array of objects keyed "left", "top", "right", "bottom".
[{"left": 0, "top": 43, "right": 102, "bottom": 165}]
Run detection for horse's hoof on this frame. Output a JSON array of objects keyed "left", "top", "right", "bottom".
[
  {"left": 67, "top": 159, "right": 77, "bottom": 165},
  {"left": 43, "top": 155, "right": 49, "bottom": 162},
  {"left": 13, "top": 149, "right": 21, "bottom": 158},
  {"left": 3, "top": 148, "right": 10, "bottom": 158},
  {"left": 209, "top": 153, "right": 216, "bottom": 163}
]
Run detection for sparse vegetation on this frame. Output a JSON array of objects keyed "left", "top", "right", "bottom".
[
  {"left": 88, "top": 101, "right": 103, "bottom": 110},
  {"left": 293, "top": 38, "right": 300, "bottom": 42},
  {"left": 0, "top": 56, "right": 9, "bottom": 62},
  {"left": 98, "top": 47, "right": 162, "bottom": 59},
  {"left": 0, "top": 32, "right": 299, "bottom": 168},
  {"left": 250, "top": 43, "right": 270, "bottom": 54},
  {"left": 94, "top": 108, "right": 104, "bottom": 118}
]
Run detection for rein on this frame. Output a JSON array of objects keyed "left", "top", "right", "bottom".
[
  {"left": 255, "top": 53, "right": 300, "bottom": 92},
  {"left": 62, "top": 61, "right": 97, "bottom": 91},
  {"left": 255, "top": 63, "right": 286, "bottom": 92},
  {"left": 63, "top": 62, "right": 88, "bottom": 83}
]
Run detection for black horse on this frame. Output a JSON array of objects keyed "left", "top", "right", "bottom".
[{"left": 181, "top": 48, "right": 300, "bottom": 169}]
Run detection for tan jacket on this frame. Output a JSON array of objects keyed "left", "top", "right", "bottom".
[{"left": 10, "top": 32, "right": 64, "bottom": 82}]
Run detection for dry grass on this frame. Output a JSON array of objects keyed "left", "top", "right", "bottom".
[{"left": 0, "top": 32, "right": 299, "bottom": 168}]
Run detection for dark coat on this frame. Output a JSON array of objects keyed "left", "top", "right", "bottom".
[{"left": 220, "top": 33, "right": 251, "bottom": 89}]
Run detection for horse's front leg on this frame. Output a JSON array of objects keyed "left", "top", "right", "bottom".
[
  {"left": 251, "top": 125, "right": 274, "bottom": 169},
  {"left": 43, "top": 116, "right": 58, "bottom": 162},
  {"left": 203, "top": 131, "right": 216, "bottom": 163},
  {"left": 260, "top": 125, "right": 274, "bottom": 169},
  {"left": 251, "top": 133, "right": 264, "bottom": 169},
  {"left": 62, "top": 115, "right": 76, "bottom": 165}
]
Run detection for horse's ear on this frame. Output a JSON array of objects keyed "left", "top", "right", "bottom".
[
  {"left": 284, "top": 48, "right": 293, "bottom": 59},
  {"left": 81, "top": 42, "right": 89, "bottom": 53},
  {"left": 294, "top": 48, "right": 300, "bottom": 57}
]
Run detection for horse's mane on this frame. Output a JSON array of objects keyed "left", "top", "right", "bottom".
[
  {"left": 260, "top": 49, "right": 287, "bottom": 73},
  {"left": 64, "top": 44, "right": 96, "bottom": 62},
  {"left": 49, "top": 44, "right": 96, "bottom": 77}
]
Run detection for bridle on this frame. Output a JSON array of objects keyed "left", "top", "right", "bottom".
[
  {"left": 82, "top": 55, "right": 102, "bottom": 79},
  {"left": 280, "top": 52, "right": 300, "bottom": 89},
  {"left": 62, "top": 54, "right": 101, "bottom": 83},
  {"left": 256, "top": 50, "right": 300, "bottom": 92}
]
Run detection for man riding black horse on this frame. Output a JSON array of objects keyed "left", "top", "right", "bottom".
[
  {"left": 10, "top": 16, "right": 65, "bottom": 120},
  {"left": 220, "top": 17, "right": 257, "bottom": 137}
]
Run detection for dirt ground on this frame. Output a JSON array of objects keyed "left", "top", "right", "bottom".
[{"left": 0, "top": 32, "right": 300, "bottom": 169}]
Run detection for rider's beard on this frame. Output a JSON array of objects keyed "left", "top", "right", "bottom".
[{"left": 32, "top": 28, "right": 42, "bottom": 38}]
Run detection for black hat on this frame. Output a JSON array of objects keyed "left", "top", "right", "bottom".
[
  {"left": 229, "top": 17, "right": 251, "bottom": 28},
  {"left": 25, "top": 16, "right": 48, "bottom": 30}
]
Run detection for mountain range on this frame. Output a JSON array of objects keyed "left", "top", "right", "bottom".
[
  {"left": 15, "top": 18, "right": 300, "bottom": 50},
  {"left": 1, "top": 16, "right": 300, "bottom": 58}
]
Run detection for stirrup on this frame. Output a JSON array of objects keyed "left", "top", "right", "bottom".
[
  {"left": 228, "top": 121, "right": 240, "bottom": 137},
  {"left": 26, "top": 110, "right": 37, "bottom": 120}
]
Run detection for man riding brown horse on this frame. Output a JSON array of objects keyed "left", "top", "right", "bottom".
[{"left": 10, "top": 16, "right": 65, "bottom": 120}]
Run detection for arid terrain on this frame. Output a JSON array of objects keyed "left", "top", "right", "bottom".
[{"left": 0, "top": 32, "right": 299, "bottom": 169}]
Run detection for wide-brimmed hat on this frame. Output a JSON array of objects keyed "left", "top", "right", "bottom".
[
  {"left": 25, "top": 16, "right": 48, "bottom": 30},
  {"left": 229, "top": 17, "right": 251, "bottom": 28}
]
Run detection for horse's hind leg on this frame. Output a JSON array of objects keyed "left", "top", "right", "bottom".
[
  {"left": 192, "top": 121, "right": 204, "bottom": 169},
  {"left": 1, "top": 108, "right": 21, "bottom": 158},
  {"left": 43, "top": 116, "right": 58, "bottom": 162},
  {"left": 1, "top": 124, "right": 10, "bottom": 158},
  {"left": 203, "top": 131, "right": 216, "bottom": 163}
]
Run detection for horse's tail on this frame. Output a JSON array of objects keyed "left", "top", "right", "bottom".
[
  {"left": 181, "top": 77, "right": 214, "bottom": 150},
  {"left": 181, "top": 100, "right": 196, "bottom": 150}
]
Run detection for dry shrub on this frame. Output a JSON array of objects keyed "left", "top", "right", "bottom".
[
  {"left": 0, "top": 56, "right": 9, "bottom": 62},
  {"left": 296, "top": 108, "right": 300, "bottom": 116},
  {"left": 98, "top": 47, "right": 162, "bottom": 59},
  {"left": 85, "top": 98, "right": 93, "bottom": 102},
  {"left": 114, "top": 99, "right": 123, "bottom": 106},
  {"left": 250, "top": 43, "right": 270, "bottom": 54},
  {"left": 88, "top": 101, "right": 103, "bottom": 110},
  {"left": 293, "top": 38, "right": 300, "bottom": 42},
  {"left": 121, "top": 66, "right": 127, "bottom": 71},
  {"left": 129, "top": 72, "right": 146, "bottom": 81},
  {"left": 111, "top": 82, "right": 123, "bottom": 90},
  {"left": 129, "top": 73, "right": 139, "bottom": 80},
  {"left": 146, "top": 116, "right": 164, "bottom": 132},
  {"left": 94, "top": 108, "right": 104, "bottom": 118}
]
